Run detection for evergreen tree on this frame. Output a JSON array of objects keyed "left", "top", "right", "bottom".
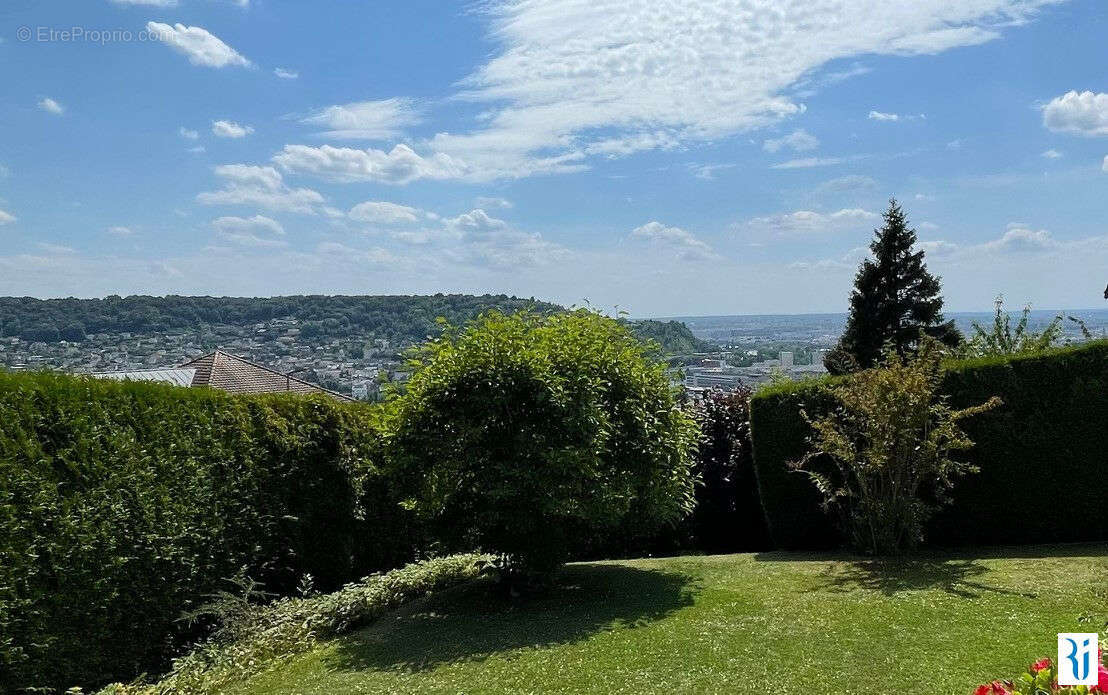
[{"left": 825, "top": 199, "right": 960, "bottom": 374}]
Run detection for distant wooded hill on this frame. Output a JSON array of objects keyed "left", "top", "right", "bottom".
[
  {"left": 626, "top": 319, "right": 717, "bottom": 354},
  {"left": 0, "top": 295, "right": 711, "bottom": 355},
  {"left": 0, "top": 295, "right": 560, "bottom": 346}
]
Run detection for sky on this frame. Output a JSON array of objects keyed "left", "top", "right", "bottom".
[{"left": 1, "top": 0, "right": 1106, "bottom": 317}]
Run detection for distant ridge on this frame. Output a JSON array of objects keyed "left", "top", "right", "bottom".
[{"left": 0, "top": 294, "right": 562, "bottom": 344}]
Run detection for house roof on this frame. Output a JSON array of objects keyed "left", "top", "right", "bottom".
[
  {"left": 177, "top": 350, "right": 354, "bottom": 402},
  {"left": 92, "top": 367, "right": 197, "bottom": 387}
]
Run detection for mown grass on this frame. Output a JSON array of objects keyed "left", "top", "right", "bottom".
[{"left": 234, "top": 545, "right": 1107, "bottom": 695}]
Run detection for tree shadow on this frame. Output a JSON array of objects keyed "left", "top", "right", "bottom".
[
  {"left": 805, "top": 556, "right": 1039, "bottom": 599},
  {"left": 323, "top": 563, "right": 696, "bottom": 674},
  {"left": 757, "top": 543, "right": 1108, "bottom": 598}
]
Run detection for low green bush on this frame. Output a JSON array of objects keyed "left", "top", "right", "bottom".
[
  {"left": 387, "top": 310, "right": 699, "bottom": 584},
  {"left": 751, "top": 340, "right": 1108, "bottom": 550},
  {"left": 790, "top": 341, "right": 1001, "bottom": 554},
  {"left": 0, "top": 371, "right": 415, "bottom": 693},
  {"left": 96, "top": 554, "right": 484, "bottom": 695}
]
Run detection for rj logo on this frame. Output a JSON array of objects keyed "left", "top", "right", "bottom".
[{"left": 1058, "top": 633, "right": 1099, "bottom": 686}]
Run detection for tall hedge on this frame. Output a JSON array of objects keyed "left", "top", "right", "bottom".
[
  {"left": 0, "top": 371, "right": 413, "bottom": 693},
  {"left": 750, "top": 340, "right": 1108, "bottom": 550}
]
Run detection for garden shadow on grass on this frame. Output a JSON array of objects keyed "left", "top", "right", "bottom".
[
  {"left": 759, "top": 543, "right": 1108, "bottom": 598},
  {"left": 323, "top": 563, "right": 696, "bottom": 674},
  {"left": 805, "top": 557, "right": 1038, "bottom": 599}
]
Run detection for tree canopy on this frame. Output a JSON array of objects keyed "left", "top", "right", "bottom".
[
  {"left": 826, "top": 199, "right": 960, "bottom": 374},
  {"left": 385, "top": 310, "right": 699, "bottom": 583}
]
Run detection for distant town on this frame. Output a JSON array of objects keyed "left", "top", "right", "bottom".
[
  {"left": 0, "top": 316, "right": 400, "bottom": 401},
  {"left": 5, "top": 306, "right": 1102, "bottom": 400}
]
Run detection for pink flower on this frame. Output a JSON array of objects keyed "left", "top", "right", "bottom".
[
  {"left": 973, "top": 681, "right": 1010, "bottom": 695},
  {"left": 1097, "top": 664, "right": 1108, "bottom": 691},
  {"left": 1030, "top": 658, "right": 1051, "bottom": 674}
]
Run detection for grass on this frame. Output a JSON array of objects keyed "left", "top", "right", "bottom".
[{"left": 233, "top": 544, "right": 1107, "bottom": 695}]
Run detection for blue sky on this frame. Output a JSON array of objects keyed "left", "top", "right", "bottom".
[{"left": 1, "top": 0, "right": 1106, "bottom": 316}]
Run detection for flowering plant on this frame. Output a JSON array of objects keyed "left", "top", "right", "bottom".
[{"left": 975, "top": 651, "right": 1108, "bottom": 695}]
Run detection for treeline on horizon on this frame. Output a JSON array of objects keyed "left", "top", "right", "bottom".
[
  {"left": 0, "top": 294, "right": 561, "bottom": 345},
  {"left": 0, "top": 294, "right": 711, "bottom": 355}
]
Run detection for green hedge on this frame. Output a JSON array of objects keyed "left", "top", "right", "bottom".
[
  {"left": 0, "top": 371, "right": 415, "bottom": 693},
  {"left": 750, "top": 340, "right": 1108, "bottom": 550}
]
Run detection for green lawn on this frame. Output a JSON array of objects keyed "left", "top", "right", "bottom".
[{"left": 236, "top": 545, "right": 1107, "bottom": 695}]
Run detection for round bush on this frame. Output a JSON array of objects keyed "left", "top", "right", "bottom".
[{"left": 387, "top": 310, "right": 699, "bottom": 580}]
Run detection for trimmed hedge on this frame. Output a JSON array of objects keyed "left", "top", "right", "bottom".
[
  {"left": 750, "top": 340, "right": 1108, "bottom": 550},
  {"left": 0, "top": 371, "right": 415, "bottom": 693}
]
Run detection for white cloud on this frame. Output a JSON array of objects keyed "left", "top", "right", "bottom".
[
  {"left": 38, "top": 97, "right": 64, "bottom": 115},
  {"left": 868, "top": 110, "right": 899, "bottom": 121},
  {"left": 301, "top": 98, "right": 422, "bottom": 140},
  {"left": 146, "top": 22, "right": 251, "bottom": 69},
  {"left": 212, "top": 214, "right": 287, "bottom": 247},
  {"left": 738, "top": 208, "right": 879, "bottom": 235},
  {"left": 981, "top": 226, "right": 1056, "bottom": 252},
  {"left": 787, "top": 245, "right": 870, "bottom": 271},
  {"left": 1041, "top": 148, "right": 1063, "bottom": 159},
  {"left": 762, "top": 129, "right": 819, "bottom": 153},
  {"left": 689, "top": 163, "right": 737, "bottom": 180},
  {"left": 0, "top": 210, "right": 16, "bottom": 225},
  {"left": 1042, "top": 91, "right": 1108, "bottom": 136},
  {"left": 274, "top": 68, "right": 299, "bottom": 79},
  {"left": 771, "top": 156, "right": 844, "bottom": 169},
  {"left": 917, "top": 240, "right": 960, "bottom": 256},
  {"left": 197, "top": 165, "right": 326, "bottom": 214},
  {"left": 211, "top": 164, "right": 283, "bottom": 190},
  {"left": 273, "top": 143, "right": 469, "bottom": 185},
  {"left": 442, "top": 209, "right": 568, "bottom": 268},
  {"left": 106, "top": 226, "right": 134, "bottom": 236},
  {"left": 1103, "top": 155, "right": 1108, "bottom": 172},
  {"left": 443, "top": 209, "right": 510, "bottom": 236},
  {"left": 212, "top": 214, "right": 284, "bottom": 235},
  {"left": 816, "top": 175, "right": 877, "bottom": 193},
  {"left": 583, "top": 131, "right": 680, "bottom": 157},
  {"left": 915, "top": 225, "right": 1061, "bottom": 262},
  {"left": 212, "top": 120, "right": 254, "bottom": 138},
  {"left": 630, "top": 221, "right": 718, "bottom": 261},
  {"left": 474, "top": 196, "right": 512, "bottom": 209},
  {"left": 179, "top": 126, "right": 199, "bottom": 140},
  {"left": 327, "top": 0, "right": 1053, "bottom": 183},
  {"left": 348, "top": 201, "right": 423, "bottom": 225}
]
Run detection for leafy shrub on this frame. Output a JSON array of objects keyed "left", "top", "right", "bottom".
[
  {"left": 387, "top": 310, "right": 699, "bottom": 583},
  {"left": 0, "top": 371, "right": 414, "bottom": 693},
  {"left": 751, "top": 339, "right": 1108, "bottom": 550},
  {"left": 686, "top": 388, "right": 769, "bottom": 552},
  {"left": 958, "top": 296, "right": 1091, "bottom": 358},
  {"left": 791, "top": 340, "right": 1001, "bottom": 554},
  {"left": 973, "top": 649, "right": 1108, "bottom": 694},
  {"left": 96, "top": 555, "right": 483, "bottom": 695}
]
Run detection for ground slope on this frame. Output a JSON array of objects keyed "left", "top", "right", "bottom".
[{"left": 236, "top": 546, "right": 1107, "bottom": 695}]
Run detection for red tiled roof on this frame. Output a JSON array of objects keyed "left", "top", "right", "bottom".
[{"left": 177, "top": 350, "right": 353, "bottom": 402}]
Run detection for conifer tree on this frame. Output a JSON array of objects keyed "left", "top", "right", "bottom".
[{"left": 825, "top": 199, "right": 960, "bottom": 374}]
